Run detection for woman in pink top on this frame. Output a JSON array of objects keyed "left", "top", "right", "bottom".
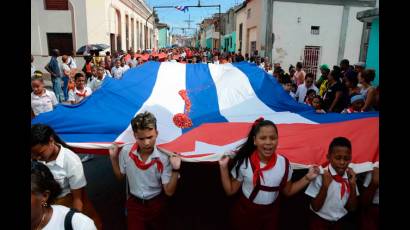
[{"left": 294, "top": 62, "right": 306, "bottom": 86}]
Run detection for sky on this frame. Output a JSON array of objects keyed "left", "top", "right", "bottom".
[{"left": 145, "top": 0, "right": 242, "bottom": 36}]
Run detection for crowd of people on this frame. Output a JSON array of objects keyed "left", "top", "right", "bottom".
[
  {"left": 31, "top": 47, "right": 379, "bottom": 120},
  {"left": 30, "top": 47, "right": 379, "bottom": 229}
]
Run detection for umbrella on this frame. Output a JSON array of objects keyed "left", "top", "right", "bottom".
[{"left": 76, "top": 44, "right": 110, "bottom": 55}]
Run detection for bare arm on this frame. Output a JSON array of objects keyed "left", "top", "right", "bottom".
[
  {"left": 71, "top": 188, "right": 84, "bottom": 211},
  {"left": 109, "top": 144, "right": 125, "bottom": 181},
  {"left": 282, "top": 166, "right": 320, "bottom": 197},
  {"left": 163, "top": 155, "right": 181, "bottom": 196},
  {"left": 219, "top": 156, "right": 242, "bottom": 196},
  {"left": 361, "top": 87, "right": 376, "bottom": 111}
]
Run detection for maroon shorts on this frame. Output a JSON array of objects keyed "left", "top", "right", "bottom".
[
  {"left": 126, "top": 193, "right": 167, "bottom": 230},
  {"left": 308, "top": 211, "right": 344, "bottom": 230},
  {"left": 230, "top": 193, "right": 280, "bottom": 230},
  {"left": 360, "top": 204, "right": 379, "bottom": 230}
]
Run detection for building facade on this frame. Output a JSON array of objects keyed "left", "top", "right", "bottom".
[
  {"left": 157, "top": 23, "right": 170, "bottom": 48},
  {"left": 31, "top": 0, "right": 156, "bottom": 57},
  {"left": 221, "top": 7, "right": 238, "bottom": 53},
  {"left": 268, "top": 0, "right": 376, "bottom": 77}
]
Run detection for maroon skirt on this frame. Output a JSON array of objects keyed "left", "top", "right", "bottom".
[{"left": 230, "top": 192, "right": 280, "bottom": 230}]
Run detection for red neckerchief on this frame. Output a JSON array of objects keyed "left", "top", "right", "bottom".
[
  {"left": 346, "top": 107, "right": 355, "bottom": 113},
  {"left": 250, "top": 149, "right": 277, "bottom": 186},
  {"left": 128, "top": 143, "right": 163, "bottom": 173},
  {"left": 76, "top": 89, "right": 87, "bottom": 97},
  {"left": 329, "top": 166, "right": 350, "bottom": 199}
]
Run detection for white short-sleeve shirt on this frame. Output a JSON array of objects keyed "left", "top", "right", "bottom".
[
  {"left": 31, "top": 90, "right": 58, "bottom": 116},
  {"left": 89, "top": 76, "right": 106, "bottom": 91},
  {"left": 68, "top": 87, "right": 92, "bottom": 104},
  {"left": 111, "top": 66, "right": 125, "bottom": 79},
  {"left": 42, "top": 146, "right": 87, "bottom": 198},
  {"left": 295, "top": 84, "right": 319, "bottom": 103},
  {"left": 43, "top": 205, "right": 96, "bottom": 230},
  {"left": 230, "top": 154, "right": 293, "bottom": 205},
  {"left": 119, "top": 144, "right": 172, "bottom": 200},
  {"left": 363, "top": 168, "right": 379, "bottom": 205},
  {"left": 305, "top": 164, "right": 359, "bottom": 221}
]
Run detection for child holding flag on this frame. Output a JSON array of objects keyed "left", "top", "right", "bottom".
[
  {"left": 219, "top": 118, "right": 320, "bottom": 229},
  {"left": 305, "top": 137, "right": 359, "bottom": 229},
  {"left": 109, "top": 111, "right": 181, "bottom": 230}
]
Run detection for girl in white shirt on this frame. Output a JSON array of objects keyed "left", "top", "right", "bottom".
[
  {"left": 31, "top": 124, "right": 102, "bottom": 229},
  {"left": 219, "top": 118, "right": 320, "bottom": 229},
  {"left": 31, "top": 160, "right": 97, "bottom": 230}
]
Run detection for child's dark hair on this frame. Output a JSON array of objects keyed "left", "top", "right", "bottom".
[
  {"left": 345, "top": 70, "right": 358, "bottom": 87},
  {"left": 328, "top": 137, "right": 352, "bottom": 154},
  {"left": 304, "top": 89, "right": 317, "bottom": 102},
  {"left": 361, "top": 69, "right": 376, "bottom": 83},
  {"left": 31, "top": 161, "right": 62, "bottom": 205},
  {"left": 131, "top": 111, "right": 157, "bottom": 132},
  {"left": 74, "top": 72, "right": 85, "bottom": 81},
  {"left": 31, "top": 76, "right": 44, "bottom": 83},
  {"left": 230, "top": 118, "right": 278, "bottom": 176},
  {"left": 31, "top": 124, "right": 70, "bottom": 148}
]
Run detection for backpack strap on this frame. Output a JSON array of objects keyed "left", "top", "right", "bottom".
[{"left": 64, "top": 208, "right": 78, "bottom": 230}]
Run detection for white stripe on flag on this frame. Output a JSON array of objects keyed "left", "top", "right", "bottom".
[
  {"left": 116, "top": 62, "right": 186, "bottom": 144},
  {"left": 208, "top": 63, "right": 316, "bottom": 124}
]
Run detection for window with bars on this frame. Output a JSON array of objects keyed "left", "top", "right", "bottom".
[
  {"left": 44, "top": 0, "right": 68, "bottom": 10},
  {"left": 303, "top": 46, "right": 321, "bottom": 79},
  {"left": 311, "top": 26, "right": 320, "bottom": 35}
]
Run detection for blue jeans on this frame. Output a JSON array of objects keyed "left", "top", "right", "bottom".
[
  {"left": 52, "top": 77, "right": 65, "bottom": 103},
  {"left": 62, "top": 76, "right": 69, "bottom": 101}
]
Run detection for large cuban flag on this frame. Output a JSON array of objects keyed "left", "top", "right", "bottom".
[{"left": 32, "top": 62, "right": 379, "bottom": 173}]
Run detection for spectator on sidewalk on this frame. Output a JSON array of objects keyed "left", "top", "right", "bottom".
[
  {"left": 359, "top": 69, "right": 377, "bottom": 112},
  {"left": 61, "top": 55, "right": 71, "bottom": 101},
  {"left": 323, "top": 70, "right": 346, "bottom": 113},
  {"left": 67, "top": 51, "right": 77, "bottom": 69},
  {"left": 295, "top": 73, "right": 319, "bottom": 103},
  {"left": 294, "top": 62, "right": 306, "bottom": 86},
  {"left": 44, "top": 49, "right": 64, "bottom": 102}
]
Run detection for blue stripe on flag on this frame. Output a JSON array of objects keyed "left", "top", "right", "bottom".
[
  {"left": 299, "top": 110, "right": 379, "bottom": 123},
  {"left": 232, "top": 62, "right": 312, "bottom": 113},
  {"left": 32, "top": 61, "right": 161, "bottom": 142},
  {"left": 183, "top": 63, "right": 228, "bottom": 133}
]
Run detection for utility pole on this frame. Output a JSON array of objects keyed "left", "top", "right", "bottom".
[{"left": 184, "top": 14, "right": 194, "bottom": 30}]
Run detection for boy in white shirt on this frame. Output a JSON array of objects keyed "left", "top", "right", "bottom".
[
  {"left": 305, "top": 137, "right": 359, "bottom": 229},
  {"left": 109, "top": 111, "right": 181, "bottom": 229},
  {"left": 111, "top": 59, "right": 124, "bottom": 79},
  {"left": 68, "top": 73, "right": 92, "bottom": 105}
]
